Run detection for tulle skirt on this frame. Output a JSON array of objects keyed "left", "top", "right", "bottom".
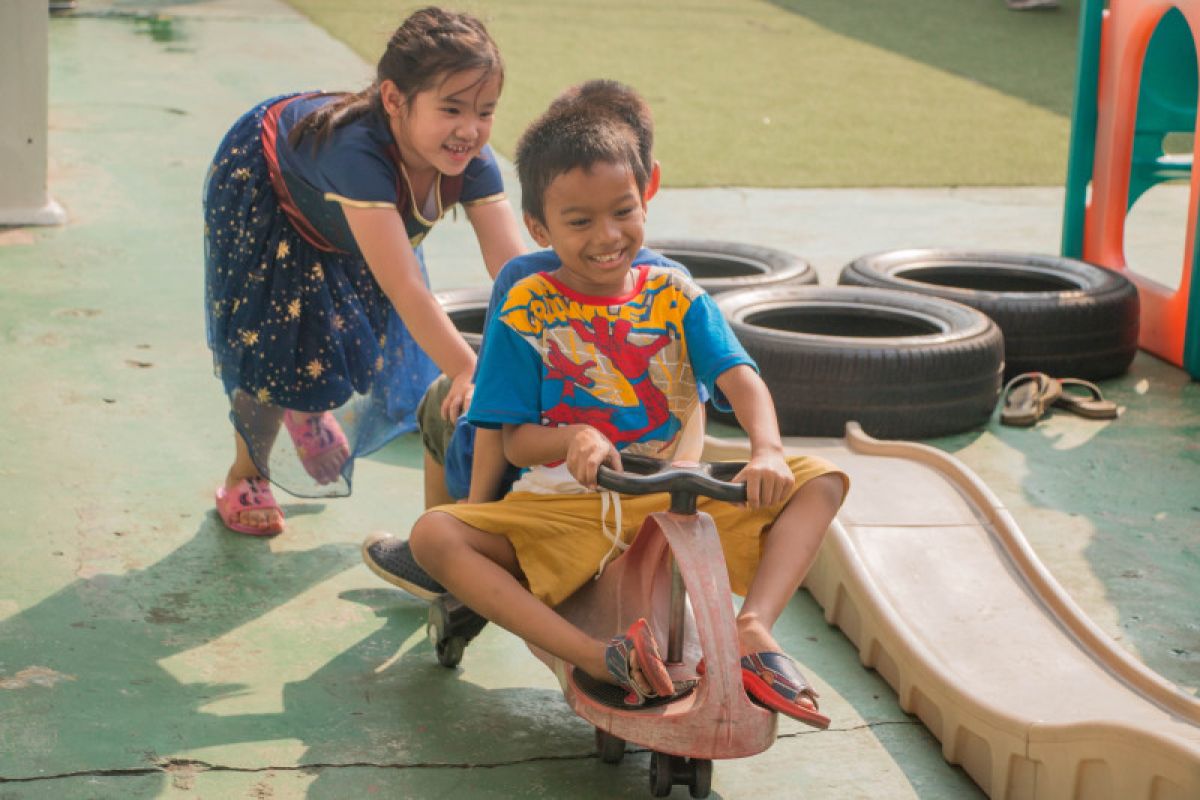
[{"left": 203, "top": 96, "right": 438, "bottom": 498}]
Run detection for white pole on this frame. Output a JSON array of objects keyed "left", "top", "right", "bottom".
[{"left": 0, "top": 1, "right": 67, "bottom": 226}]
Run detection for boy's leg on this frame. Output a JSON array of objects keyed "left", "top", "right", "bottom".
[
  {"left": 362, "top": 376, "right": 455, "bottom": 594},
  {"left": 416, "top": 375, "right": 457, "bottom": 509},
  {"left": 409, "top": 511, "right": 611, "bottom": 681},
  {"left": 735, "top": 472, "right": 845, "bottom": 719},
  {"left": 738, "top": 472, "right": 845, "bottom": 651},
  {"left": 423, "top": 450, "right": 455, "bottom": 509}
]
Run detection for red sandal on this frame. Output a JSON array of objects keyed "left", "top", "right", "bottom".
[
  {"left": 604, "top": 618, "right": 676, "bottom": 706},
  {"left": 741, "top": 651, "right": 830, "bottom": 729}
]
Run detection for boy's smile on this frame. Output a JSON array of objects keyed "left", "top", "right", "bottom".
[{"left": 526, "top": 162, "right": 647, "bottom": 298}]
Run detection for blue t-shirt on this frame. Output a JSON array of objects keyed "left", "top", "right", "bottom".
[
  {"left": 443, "top": 248, "right": 698, "bottom": 498},
  {"left": 444, "top": 256, "right": 754, "bottom": 497}
]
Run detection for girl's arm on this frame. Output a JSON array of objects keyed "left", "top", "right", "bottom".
[
  {"left": 465, "top": 200, "right": 525, "bottom": 279},
  {"left": 344, "top": 205, "right": 475, "bottom": 418},
  {"left": 715, "top": 365, "right": 794, "bottom": 509}
]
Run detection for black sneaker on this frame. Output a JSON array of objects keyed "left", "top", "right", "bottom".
[{"left": 361, "top": 532, "right": 445, "bottom": 601}]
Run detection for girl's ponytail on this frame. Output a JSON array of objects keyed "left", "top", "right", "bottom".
[{"left": 288, "top": 7, "right": 502, "bottom": 150}]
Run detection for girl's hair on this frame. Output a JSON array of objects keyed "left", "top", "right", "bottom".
[{"left": 288, "top": 7, "right": 503, "bottom": 149}]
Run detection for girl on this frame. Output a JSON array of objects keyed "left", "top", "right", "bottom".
[{"left": 205, "top": 7, "right": 524, "bottom": 536}]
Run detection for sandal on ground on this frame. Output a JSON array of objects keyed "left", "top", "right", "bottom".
[
  {"left": 1000, "top": 372, "right": 1062, "bottom": 427},
  {"left": 283, "top": 410, "right": 350, "bottom": 485},
  {"left": 1053, "top": 378, "right": 1118, "bottom": 420},
  {"left": 604, "top": 618, "right": 676, "bottom": 706},
  {"left": 215, "top": 477, "right": 284, "bottom": 536},
  {"left": 741, "top": 651, "right": 831, "bottom": 729}
]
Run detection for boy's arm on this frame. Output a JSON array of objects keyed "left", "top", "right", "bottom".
[
  {"left": 715, "top": 365, "right": 794, "bottom": 509},
  {"left": 503, "top": 423, "right": 621, "bottom": 490},
  {"left": 466, "top": 427, "right": 510, "bottom": 503}
]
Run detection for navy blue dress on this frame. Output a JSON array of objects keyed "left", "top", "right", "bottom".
[{"left": 203, "top": 93, "right": 506, "bottom": 497}]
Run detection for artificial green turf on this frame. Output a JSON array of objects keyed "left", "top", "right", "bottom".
[{"left": 285, "top": 0, "right": 1080, "bottom": 188}]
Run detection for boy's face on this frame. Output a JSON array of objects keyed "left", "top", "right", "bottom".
[{"left": 525, "top": 161, "right": 647, "bottom": 297}]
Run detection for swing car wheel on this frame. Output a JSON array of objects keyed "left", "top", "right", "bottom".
[
  {"left": 594, "top": 727, "right": 626, "bottom": 764},
  {"left": 649, "top": 751, "right": 674, "bottom": 797},
  {"left": 435, "top": 636, "right": 465, "bottom": 668},
  {"left": 689, "top": 757, "right": 713, "bottom": 798}
]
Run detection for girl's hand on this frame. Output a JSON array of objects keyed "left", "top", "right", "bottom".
[
  {"left": 441, "top": 369, "right": 475, "bottom": 421},
  {"left": 566, "top": 426, "right": 621, "bottom": 490},
  {"left": 734, "top": 451, "right": 795, "bottom": 509}
]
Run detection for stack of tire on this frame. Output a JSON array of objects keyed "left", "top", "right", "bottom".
[{"left": 716, "top": 248, "right": 1137, "bottom": 439}]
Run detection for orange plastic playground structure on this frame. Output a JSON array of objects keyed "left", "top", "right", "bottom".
[{"left": 1064, "top": 0, "right": 1200, "bottom": 377}]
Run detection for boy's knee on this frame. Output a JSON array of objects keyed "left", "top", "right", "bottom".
[
  {"left": 809, "top": 472, "right": 847, "bottom": 509},
  {"left": 409, "top": 511, "right": 452, "bottom": 569}
]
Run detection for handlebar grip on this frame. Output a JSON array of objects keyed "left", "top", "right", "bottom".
[{"left": 596, "top": 457, "right": 748, "bottom": 504}]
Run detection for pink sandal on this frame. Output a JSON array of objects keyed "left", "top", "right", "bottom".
[
  {"left": 215, "top": 477, "right": 284, "bottom": 536},
  {"left": 283, "top": 410, "right": 349, "bottom": 484}
]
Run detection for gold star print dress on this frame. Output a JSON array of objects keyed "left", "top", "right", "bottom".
[{"left": 203, "top": 93, "right": 507, "bottom": 497}]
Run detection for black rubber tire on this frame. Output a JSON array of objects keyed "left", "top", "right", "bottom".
[
  {"left": 716, "top": 286, "right": 1004, "bottom": 439},
  {"left": 689, "top": 758, "right": 713, "bottom": 799},
  {"left": 435, "top": 286, "right": 491, "bottom": 352},
  {"left": 648, "top": 239, "right": 817, "bottom": 294},
  {"left": 594, "top": 728, "right": 626, "bottom": 765},
  {"left": 838, "top": 249, "right": 1139, "bottom": 380},
  {"left": 649, "top": 752, "right": 674, "bottom": 797}
]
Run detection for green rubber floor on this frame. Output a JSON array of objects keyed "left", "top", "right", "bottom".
[{"left": 1, "top": 1, "right": 1195, "bottom": 798}]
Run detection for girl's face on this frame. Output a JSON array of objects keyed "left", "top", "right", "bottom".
[{"left": 383, "top": 69, "right": 502, "bottom": 177}]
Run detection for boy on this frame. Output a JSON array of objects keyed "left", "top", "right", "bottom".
[
  {"left": 406, "top": 102, "right": 847, "bottom": 723},
  {"left": 362, "top": 81, "right": 699, "bottom": 597}
]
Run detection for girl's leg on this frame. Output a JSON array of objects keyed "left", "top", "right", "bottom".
[
  {"left": 223, "top": 395, "right": 284, "bottom": 530},
  {"left": 737, "top": 473, "right": 845, "bottom": 674},
  {"left": 283, "top": 410, "right": 351, "bottom": 485},
  {"left": 410, "top": 511, "right": 612, "bottom": 682}
]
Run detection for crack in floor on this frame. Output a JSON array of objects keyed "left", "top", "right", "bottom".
[{"left": 0, "top": 719, "right": 920, "bottom": 783}]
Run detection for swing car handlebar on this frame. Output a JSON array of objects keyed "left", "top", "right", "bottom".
[{"left": 596, "top": 453, "right": 748, "bottom": 514}]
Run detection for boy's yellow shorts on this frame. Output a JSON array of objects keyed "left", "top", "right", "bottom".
[{"left": 432, "top": 455, "right": 848, "bottom": 607}]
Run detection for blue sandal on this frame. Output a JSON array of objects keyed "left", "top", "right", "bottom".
[{"left": 605, "top": 618, "right": 676, "bottom": 706}]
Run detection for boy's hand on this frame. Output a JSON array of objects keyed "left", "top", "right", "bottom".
[
  {"left": 566, "top": 426, "right": 621, "bottom": 490},
  {"left": 441, "top": 369, "right": 475, "bottom": 421},
  {"left": 734, "top": 451, "right": 794, "bottom": 509}
]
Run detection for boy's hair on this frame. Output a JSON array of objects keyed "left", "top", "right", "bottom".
[
  {"left": 515, "top": 106, "right": 647, "bottom": 224},
  {"left": 547, "top": 80, "right": 654, "bottom": 177}
]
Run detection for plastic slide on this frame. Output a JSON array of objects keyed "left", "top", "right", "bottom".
[{"left": 704, "top": 425, "right": 1200, "bottom": 799}]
